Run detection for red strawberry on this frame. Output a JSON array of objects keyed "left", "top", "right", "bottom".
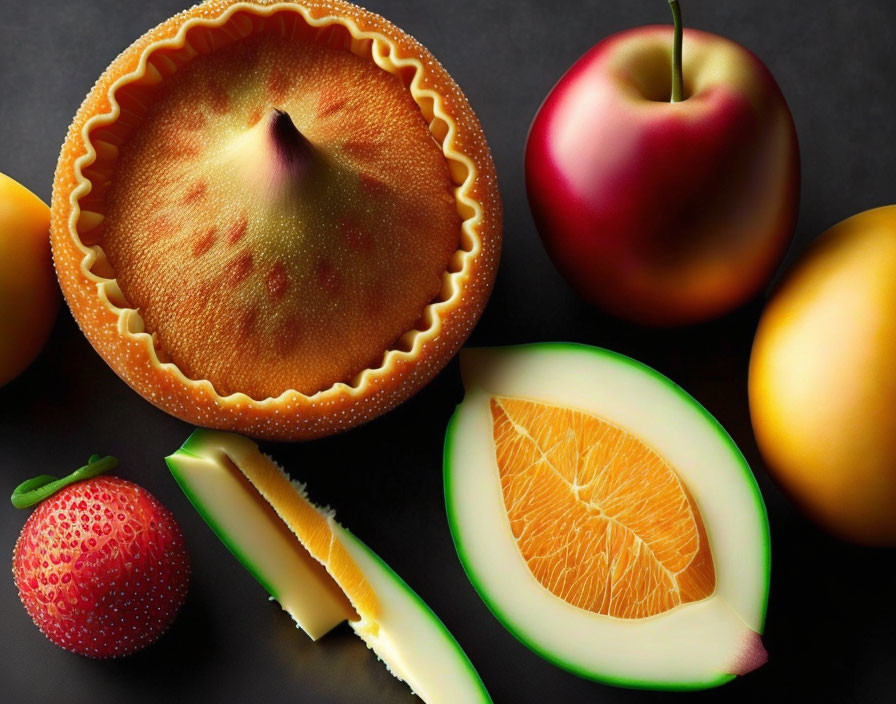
[{"left": 12, "top": 470, "right": 189, "bottom": 658}]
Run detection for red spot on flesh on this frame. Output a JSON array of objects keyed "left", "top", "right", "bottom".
[
  {"left": 193, "top": 279, "right": 212, "bottom": 297},
  {"left": 316, "top": 259, "right": 340, "bottom": 295},
  {"left": 229, "top": 251, "right": 254, "bottom": 285},
  {"left": 226, "top": 217, "right": 249, "bottom": 246},
  {"left": 274, "top": 313, "right": 303, "bottom": 355},
  {"left": 316, "top": 86, "right": 348, "bottom": 119},
  {"left": 360, "top": 172, "right": 389, "bottom": 198},
  {"left": 173, "top": 301, "right": 203, "bottom": 333},
  {"left": 147, "top": 216, "right": 177, "bottom": 244},
  {"left": 183, "top": 112, "right": 207, "bottom": 131},
  {"left": 208, "top": 81, "right": 230, "bottom": 115},
  {"left": 339, "top": 216, "right": 372, "bottom": 252},
  {"left": 267, "top": 67, "right": 290, "bottom": 102},
  {"left": 191, "top": 228, "right": 216, "bottom": 257},
  {"left": 183, "top": 181, "right": 207, "bottom": 204},
  {"left": 237, "top": 305, "right": 258, "bottom": 340},
  {"left": 161, "top": 137, "right": 200, "bottom": 159},
  {"left": 247, "top": 108, "right": 263, "bottom": 127},
  {"left": 190, "top": 280, "right": 216, "bottom": 313},
  {"left": 266, "top": 262, "right": 289, "bottom": 300}
]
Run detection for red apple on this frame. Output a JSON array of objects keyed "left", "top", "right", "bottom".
[{"left": 526, "top": 4, "right": 799, "bottom": 325}]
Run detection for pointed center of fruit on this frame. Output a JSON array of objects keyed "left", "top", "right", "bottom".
[
  {"left": 269, "top": 108, "right": 316, "bottom": 176},
  {"left": 228, "top": 108, "right": 317, "bottom": 201},
  {"left": 100, "top": 33, "right": 463, "bottom": 399}
]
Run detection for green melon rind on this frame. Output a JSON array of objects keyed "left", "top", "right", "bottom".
[
  {"left": 168, "top": 429, "right": 491, "bottom": 703},
  {"left": 335, "top": 525, "right": 493, "bottom": 703},
  {"left": 166, "top": 443, "right": 282, "bottom": 603},
  {"left": 443, "top": 342, "right": 770, "bottom": 692}
]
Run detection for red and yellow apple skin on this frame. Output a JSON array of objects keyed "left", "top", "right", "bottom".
[
  {"left": 526, "top": 26, "right": 799, "bottom": 326},
  {"left": 0, "top": 173, "right": 59, "bottom": 386}
]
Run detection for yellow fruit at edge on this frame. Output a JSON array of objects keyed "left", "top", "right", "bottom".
[
  {"left": 0, "top": 173, "right": 58, "bottom": 386},
  {"left": 749, "top": 205, "right": 896, "bottom": 544}
]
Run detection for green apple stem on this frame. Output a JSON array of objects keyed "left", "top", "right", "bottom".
[
  {"left": 668, "top": 0, "right": 684, "bottom": 102},
  {"left": 11, "top": 454, "right": 118, "bottom": 508}
]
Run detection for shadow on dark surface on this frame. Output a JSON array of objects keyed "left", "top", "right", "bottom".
[
  {"left": 762, "top": 525, "right": 896, "bottom": 702},
  {"left": 102, "top": 584, "right": 220, "bottom": 692},
  {"left": 268, "top": 619, "right": 418, "bottom": 703}
]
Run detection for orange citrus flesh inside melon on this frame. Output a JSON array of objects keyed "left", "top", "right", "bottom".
[
  {"left": 445, "top": 345, "right": 771, "bottom": 689},
  {"left": 491, "top": 397, "right": 716, "bottom": 619}
]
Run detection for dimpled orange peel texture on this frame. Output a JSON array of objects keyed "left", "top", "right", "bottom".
[
  {"left": 490, "top": 397, "right": 716, "bottom": 618},
  {"left": 51, "top": 0, "right": 501, "bottom": 439}
]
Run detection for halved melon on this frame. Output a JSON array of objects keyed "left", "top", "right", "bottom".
[
  {"left": 167, "top": 429, "right": 490, "bottom": 702},
  {"left": 444, "top": 343, "right": 770, "bottom": 690}
]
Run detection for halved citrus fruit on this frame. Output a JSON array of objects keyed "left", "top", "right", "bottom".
[
  {"left": 51, "top": 0, "right": 501, "bottom": 439},
  {"left": 167, "top": 429, "right": 491, "bottom": 702},
  {"left": 445, "top": 344, "right": 770, "bottom": 690}
]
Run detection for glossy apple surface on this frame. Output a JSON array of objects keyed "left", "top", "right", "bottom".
[{"left": 526, "top": 26, "right": 799, "bottom": 325}]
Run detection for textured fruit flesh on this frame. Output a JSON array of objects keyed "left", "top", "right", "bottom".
[
  {"left": 99, "top": 29, "right": 459, "bottom": 398},
  {"left": 490, "top": 396, "right": 716, "bottom": 619}
]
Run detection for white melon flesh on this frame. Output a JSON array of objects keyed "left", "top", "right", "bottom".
[
  {"left": 444, "top": 344, "right": 770, "bottom": 690},
  {"left": 335, "top": 524, "right": 488, "bottom": 701},
  {"left": 167, "top": 430, "right": 490, "bottom": 703},
  {"left": 167, "top": 447, "right": 355, "bottom": 640}
]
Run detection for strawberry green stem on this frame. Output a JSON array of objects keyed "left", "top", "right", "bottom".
[
  {"left": 11, "top": 455, "right": 118, "bottom": 509},
  {"left": 668, "top": 0, "right": 684, "bottom": 102}
]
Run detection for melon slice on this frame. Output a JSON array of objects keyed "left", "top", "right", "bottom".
[
  {"left": 166, "top": 429, "right": 490, "bottom": 702},
  {"left": 444, "top": 343, "right": 770, "bottom": 691}
]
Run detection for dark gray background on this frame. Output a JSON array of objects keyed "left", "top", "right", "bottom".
[{"left": 2, "top": 1, "right": 895, "bottom": 702}]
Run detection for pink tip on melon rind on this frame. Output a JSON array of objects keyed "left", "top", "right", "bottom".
[{"left": 728, "top": 629, "right": 768, "bottom": 676}]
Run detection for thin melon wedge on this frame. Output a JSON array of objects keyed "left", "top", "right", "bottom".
[
  {"left": 166, "top": 429, "right": 490, "bottom": 703},
  {"left": 444, "top": 344, "right": 771, "bottom": 691}
]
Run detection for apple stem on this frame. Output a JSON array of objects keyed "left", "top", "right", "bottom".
[
  {"left": 668, "top": 0, "right": 684, "bottom": 102},
  {"left": 10, "top": 455, "right": 118, "bottom": 509}
]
